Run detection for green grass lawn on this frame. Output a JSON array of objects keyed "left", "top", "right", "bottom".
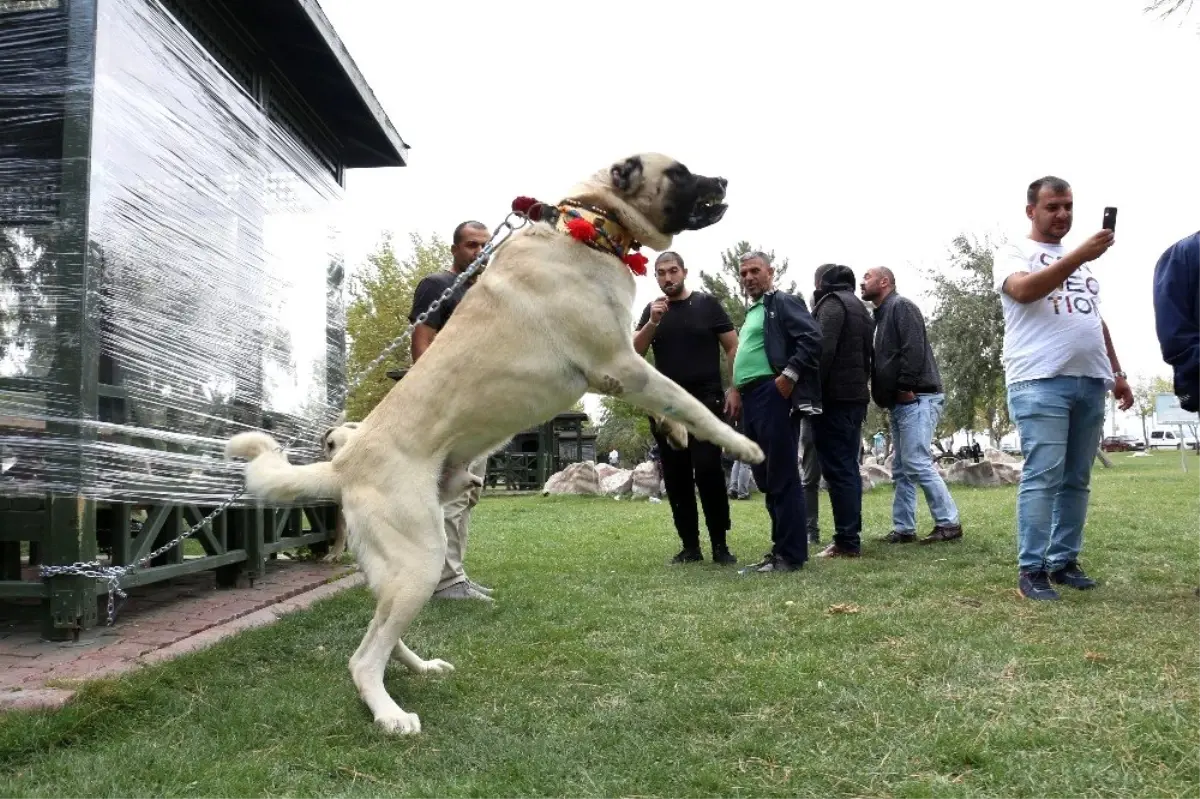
[{"left": 2, "top": 452, "right": 1197, "bottom": 798}]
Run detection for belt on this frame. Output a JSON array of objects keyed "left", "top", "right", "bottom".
[{"left": 736, "top": 374, "right": 776, "bottom": 393}]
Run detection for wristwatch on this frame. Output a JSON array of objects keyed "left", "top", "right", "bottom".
[
  {"left": 782, "top": 367, "right": 799, "bottom": 383},
  {"left": 1113, "top": 370, "right": 1127, "bottom": 380}
]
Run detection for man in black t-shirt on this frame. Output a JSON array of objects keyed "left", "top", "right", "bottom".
[
  {"left": 407, "top": 220, "right": 494, "bottom": 602},
  {"left": 634, "top": 252, "right": 741, "bottom": 565}
]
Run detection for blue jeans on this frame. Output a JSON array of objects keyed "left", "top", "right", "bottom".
[
  {"left": 1007, "top": 376, "right": 1107, "bottom": 572},
  {"left": 890, "top": 393, "right": 960, "bottom": 532}
]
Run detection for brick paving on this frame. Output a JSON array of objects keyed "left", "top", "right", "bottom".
[{"left": 0, "top": 560, "right": 364, "bottom": 711}]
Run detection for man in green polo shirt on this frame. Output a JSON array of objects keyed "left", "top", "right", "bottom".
[{"left": 730, "top": 251, "right": 823, "bottom": 574}]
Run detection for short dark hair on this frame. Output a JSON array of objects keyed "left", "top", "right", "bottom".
[
  {"left": 452, "top": 220, "right": 488, "bottom": 246},
  {"left": 1027, "top": 176, "right": 1071, "bottom": 207},
  {"left": 655, "top": 251, "right": 685, "bottom": 269},
  {"left": 877, "top": 266, "right": 896, "bottom": 288}
]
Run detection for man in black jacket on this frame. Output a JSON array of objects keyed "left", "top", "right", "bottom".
[
  {"left": 811, "top": 265, "right": 874, "bottom": 557},
  {"left": 861, "top": 267, "right": 963, "bottom": 545},
  {"left": 730, "top": 252, "right": 823, "bottom": 573}
]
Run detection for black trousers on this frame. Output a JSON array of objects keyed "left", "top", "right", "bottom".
[
  {"left": 649, "top": 389, "right": 731, "bottom": 552},
  {"left": 811, "top": 401, "right": 868, "bottom": 552},
  {"left": 741, "top": 378, "right": 808, "bottom": 566}
]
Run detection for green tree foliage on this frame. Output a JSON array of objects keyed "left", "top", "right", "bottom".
[
  {"left": 343, "top": 232, "right": 450, "bottom": 420},
  {"left": 926, "top": 233, "right": 1012, "bottom": 445},
  {"left": 593, "top": 395, "right": 654, "bottom": 465},
  {"left": 1132, "top": 375, "right": 1176, "bottom": 444}
]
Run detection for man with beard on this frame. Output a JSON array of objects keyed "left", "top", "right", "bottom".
[
  {"left": 408, "top": 220, "right": 494, "bottom": 602},
  {"left": 860, "top": 266, "right": 963, "bottom": 547},
  {"left": 994, "top": 177, "right": 1133, "bottom": 600},
  {"left": 730, "top": 251, "right": 822, "bottom": 574},
  {"left": 635, "top": 252, "right": 741, "bottom": 564}
]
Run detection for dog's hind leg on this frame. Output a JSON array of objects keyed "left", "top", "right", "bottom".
[
  {"left": 392, "top": 639, "right": 455, "bottom": 675},
  {"left": 346, "top": 502, "right": 446, "bottom": 734},
  {"left": 591, "top": 358, "right": 764, "bottom": 464}
]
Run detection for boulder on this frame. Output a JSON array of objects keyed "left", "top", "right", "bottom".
[
  {"left": 600, "top": 469, "right": 633, "bottom": 496},
  {"left": 944, "top": 459, "right": 1021, "bottom": 487},
  {"left": 541, "top": 461, "right": 601, "bottom": 495},
  {"left": 594, "top": 462, "right": 621, "bottom": 480},
  {"left": 863, "top": 463, "right": 892, "bottom": 484},
  {"left": 984, "top": 447, "right": 1020, "bottom": 464},
  {"left": 631, "top": 461, "right": 664, "bottom": 498}
]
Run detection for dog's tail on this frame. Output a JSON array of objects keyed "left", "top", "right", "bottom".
[{"left": 225, "top": 431, "right": 340, "bottom": 503}]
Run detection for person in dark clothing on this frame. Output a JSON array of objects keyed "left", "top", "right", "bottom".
[
  {"left": 730, "top": 251, "right": 823, "bottom": 574},
  {"left": 635, "top": 252, "right": 740, "bottom": 565},
  {"left": 861, "top": 266, "right": 963, "bottom": 546},
  {"left": 799, "top": 263, "right": 837, "bottom": 544},
  {"left": 1152, "top": 231, "right": 1199, "bottom": 413},
  {"left": 810, "top": 265, "right": 874, "bottom": 557}
]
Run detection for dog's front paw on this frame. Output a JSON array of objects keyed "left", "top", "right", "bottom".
[
  {"left": 419, "top": 658, "right": 455, "bottom": 676},
  {"left": 375, "top": 710, "right": 422, "bottom": 735},
  {"left": 658, "top": 418, "right": 688, "bottom": 450},
  {"left": 733, "top": 438, "right": 764, "bottom": 465}
]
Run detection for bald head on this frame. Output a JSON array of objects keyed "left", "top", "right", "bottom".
[{"left": 860, "top": 266, "right": 896, "bottom": 304}]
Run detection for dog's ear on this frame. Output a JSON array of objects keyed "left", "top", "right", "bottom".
[{"left": 609, "top": 156, "right": 644, "bottom": 194}]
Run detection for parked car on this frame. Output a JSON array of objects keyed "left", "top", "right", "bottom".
[
  {"left": 1148, "top": 430, "right": 1183, "bottom": 450},
  {"left": 1101, "top": 435, "right": 1144, "bottom": 452}
]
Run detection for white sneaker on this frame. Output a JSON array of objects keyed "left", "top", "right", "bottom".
[{"left": 432, "top": 581, "right": 493, "bottom": 601}]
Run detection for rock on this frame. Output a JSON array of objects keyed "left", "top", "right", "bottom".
[
  {"left": 863, "top": 463, "right": 892, "bottom": 484},
  {"left": 860, "top": 468, "right": 875, "bottom": 492},
  {"left": 631, "top": 462, "right": 663, "bottom": 498},
  {"left": 600, "top": 469, "right": 633, "bottom": 496},
  {"left": 541, "top": 461, "right": 601, "bottom": 495},
  {"left": 984, "top": 447, "right": 1020, "bottom": 464},
  {"left": 944, "top": 459, "right": 1021, "bottom": 487},
  {"left": 595, "top": 463, "right": 621, "bottom": 480}
]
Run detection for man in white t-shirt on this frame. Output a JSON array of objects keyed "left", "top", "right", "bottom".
[{"left": 994, "top": 176, "right": 1134, "bottom": 601}]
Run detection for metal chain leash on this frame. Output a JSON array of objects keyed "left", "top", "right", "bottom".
[{"left": 39, "top": 209, "right": 530, "bottom": 625}]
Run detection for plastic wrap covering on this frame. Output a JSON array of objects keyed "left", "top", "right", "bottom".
[{"left": 1, "top": 0, "right": 345, "bottom": 504}]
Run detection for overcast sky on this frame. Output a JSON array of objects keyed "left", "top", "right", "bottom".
[{"left": 319, "top": 0, "right": 1198, "bottom": 435}]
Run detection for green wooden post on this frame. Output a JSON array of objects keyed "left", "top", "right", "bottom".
[{"left": 41, "top": 0, "right": 100, "bottom": 641}]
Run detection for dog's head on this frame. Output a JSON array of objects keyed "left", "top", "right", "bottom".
[
  {"left": 566, "top": 154, "right": 728, "bottom": 250},
  {"left": 321, "top": 422, "right": 360, "bottom": 460}
]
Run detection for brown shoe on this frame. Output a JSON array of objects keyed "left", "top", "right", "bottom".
[
  {"left": 919, "top": 524, "right": 963, "bottom": 544},
  {"left": 816, "top": 543, "right": 861, "bottom": 558}
]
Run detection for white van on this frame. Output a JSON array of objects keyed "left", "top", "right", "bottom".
[{"left": 1148, "top": 429, "right": 1182, "bottom": 450}]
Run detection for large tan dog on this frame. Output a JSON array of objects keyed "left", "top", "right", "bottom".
[{"left": 225, "top": 153, "right": 764, "bottom": 734}]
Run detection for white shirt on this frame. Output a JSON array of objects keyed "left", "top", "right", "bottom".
[{"left": 993, "top": 237, "right": 1113, "bottom": 387}]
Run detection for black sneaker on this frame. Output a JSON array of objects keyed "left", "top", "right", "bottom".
[
  {"left": 1049, "top": 560, "right": 1097, "bottom": 590},
  {"left": 740, "top": 554, "right": 800, "bottom": 574},
  {"left": 670, "top": 547, "right": 703, "bottom": 564},
  {"left": 1019, "top": 570, "right": 1060, "bottom": 601},
  {"left": 711, "top": 547, "right": 738, "bottom": 565},
  {"left": 879, "top": 530, "right": 917, "bottom": 544}
]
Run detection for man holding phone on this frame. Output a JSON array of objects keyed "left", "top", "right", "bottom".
[
  {"left": 635, "top": 252, "right": 741, "bottom": 565},
  {"left": 994, "top": 176, "right": 1134, "bottom": 601}
]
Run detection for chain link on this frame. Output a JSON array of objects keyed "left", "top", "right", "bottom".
[{"left": 39, "top": 210, "right": 529, "bottom": 626}]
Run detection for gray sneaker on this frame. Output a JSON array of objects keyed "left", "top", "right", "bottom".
[
  {"left": 465, "top": 578, "right": 494, "bottom": 597},
  {"left": 432, "top": 581, "right": 493, "bottom": 601}
]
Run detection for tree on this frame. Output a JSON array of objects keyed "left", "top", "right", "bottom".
[
  {"left": 593, "top": 395, "right": 654, "bottom": 465},
  {"left": 1145, "top": 0, "right": 1193, "bottom": 20},
  {"left": 1132, "top": 375, "right": 1175, "bottom": 444},
  {"left": 342, "top": 232, "right": 450, "bottom": 420},
  {"left": 925, "top": 233, "right": 1012, "bottom": 445}
]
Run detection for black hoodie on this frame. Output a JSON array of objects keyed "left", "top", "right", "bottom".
[{"left": 812, "top": 265, "right": 874, "bottom": 405}]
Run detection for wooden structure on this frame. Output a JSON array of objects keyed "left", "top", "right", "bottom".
[
  {"left": 486, "top": 411, "right": 597, "bottom": 491},
  {"left": 0, "top": 0, "right": 407, "bottom": 638}
]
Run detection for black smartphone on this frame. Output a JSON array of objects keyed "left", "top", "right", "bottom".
[{"left": 1102, "top": 206, "right": 1118, "bottom": 231}]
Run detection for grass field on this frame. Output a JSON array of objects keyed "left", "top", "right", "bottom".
[{"left": 1, "top": 451, "right": 1197, "bottom": 798}]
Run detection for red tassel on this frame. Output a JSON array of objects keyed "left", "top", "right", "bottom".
[
  {"left": 623, "top": 251, "right": 649, "bottom": 276},
  {"left": 565, "top": 218, "right": 596, "bottom": 241},
  {"left": 511, "top": 196, "right": 537, "bottom": 215}
]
